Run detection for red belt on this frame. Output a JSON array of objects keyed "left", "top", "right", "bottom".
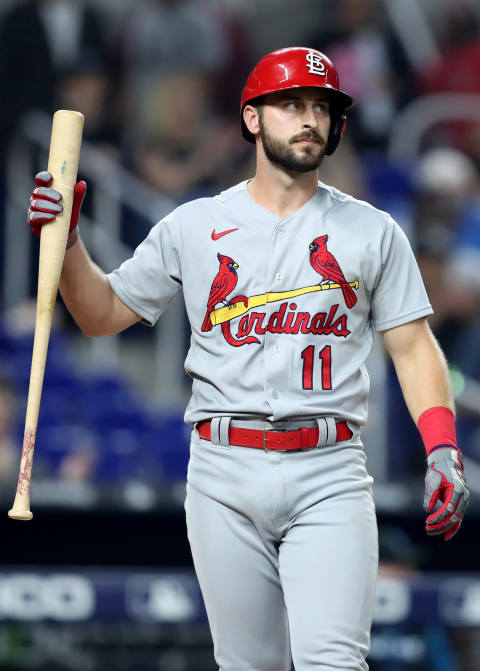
[{"left": 197, "top": 420, "right": 352, "bottom": 451}]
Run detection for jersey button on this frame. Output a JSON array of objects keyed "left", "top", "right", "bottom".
[
  {"left": 277, "top": 225, "right": 285, "bottom": 234},
  {"left": 275, "top": 272, "right": 282, "bottom": 281},
  {"left": 272, "top": 391, "right": 279, "bottom": 399},
  {"left": 272, "top": 344, "right": 280, "bottom": 353}
]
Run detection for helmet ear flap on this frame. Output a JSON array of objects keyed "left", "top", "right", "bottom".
[{"left": 326, "top": 113, "right": 346, "bottom": 156}]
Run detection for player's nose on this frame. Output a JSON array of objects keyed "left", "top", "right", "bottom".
[{"left": 301, "top": 105, "right": 319, "bottom": 128}]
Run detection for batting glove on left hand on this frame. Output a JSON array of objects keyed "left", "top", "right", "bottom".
[{"left": 424, "top": 447, "right": 469, "bottom": 541}]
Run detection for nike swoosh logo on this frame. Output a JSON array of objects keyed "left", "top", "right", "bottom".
[{"left": 211, "top": 227, "right": 239, "bottom": 241}]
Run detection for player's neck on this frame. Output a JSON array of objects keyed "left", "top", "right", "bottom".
[{"left": 248, "top": 159, "right": 318, "bottom": 219}]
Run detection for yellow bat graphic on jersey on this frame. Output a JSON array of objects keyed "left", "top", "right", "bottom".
[{"left": 210, "top": 280, "right": 359, "bottom": 326}]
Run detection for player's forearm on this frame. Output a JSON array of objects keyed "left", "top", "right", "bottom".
[
  {"left": 383, "top": 319, "right": 454, "bottom": 423},
  {"left": 59, "top": 236, "right": 117, "bottom": 337},
  {"left": 394, "top": 339, "right": 454, "bottom": 422}
]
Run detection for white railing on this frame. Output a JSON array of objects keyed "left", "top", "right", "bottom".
[
  {"left": 388, "top": 93, "right": 480, "bottom": 161},
  {"left": 383, "top": 0, "right": 439, "bottom": 69},
  {"left": 2, "top": 109, "right": 186, "bottom": 408}
]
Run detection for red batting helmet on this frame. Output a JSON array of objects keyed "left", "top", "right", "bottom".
[{"left": 240, "top": 47, "right": 353, "bottom": 155}]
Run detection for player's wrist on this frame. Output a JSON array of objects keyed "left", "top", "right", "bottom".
[{"left": 417, "top": 406, "right": 458, "bottom": 457}]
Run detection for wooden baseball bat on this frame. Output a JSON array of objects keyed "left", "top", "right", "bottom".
[{"left": 8, "top": 110, "right": 84, "bottom": 521}]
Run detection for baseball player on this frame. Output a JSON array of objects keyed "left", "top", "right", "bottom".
[{"left": 27, "top": 47, "right": 469, "bottom": 670}]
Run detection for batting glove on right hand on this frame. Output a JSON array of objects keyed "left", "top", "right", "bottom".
[
  {"left": 424, "top": 447, "right": 469, "bottom": 541},
  {"left": 28, "top": 171, "right": 86, "bottom": 249}
]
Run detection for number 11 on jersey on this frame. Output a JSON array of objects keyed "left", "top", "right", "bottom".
[{"left": 301, "top": 345, "right": 332, "bottom": 390}]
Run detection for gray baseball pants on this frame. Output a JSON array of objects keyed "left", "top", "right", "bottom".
[{"left": 185, "top": 418, "right": 378, "bottom": 670}]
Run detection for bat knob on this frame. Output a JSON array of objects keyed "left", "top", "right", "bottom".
[{"left": 8, "top": 508, "right": 33, "bottom": 521}]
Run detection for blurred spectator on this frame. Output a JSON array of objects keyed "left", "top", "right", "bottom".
[
  {"left": 133, "top": 72, "right": 251, "bottom": 201},
  {"left": 116, "top": 0, "right": 255, "bottom": 202},
  {"left": 307, "top": 0, "right": 415, "bottom": 153},
  {"left": 57, "top": 54, "right": 122, "bottom": 157},
  {"left": 208, "top": 0, "right": 254, "bottom": 119},
  {"left": 124, "top": 0, "right": 227, "bottom": 76},
  {"left": 0, "top": 0, "right": 110, "bottom": 163},
  {"left": 0, "top": 0, "right": 114, "bottom": 294},
  {"left": 121, "top": 0, "right": 229, "bottom": 150},
  {"left": 414, "top": 148, "right": 480, "bottom": 361},
  {"left": 378, "top": 525, "right": 427, "bottom": 578},
  {"left": 56, "top": 429, "right": 98, "bottom": 483},
  {"left": 417, "top": 1, "right": 480, "bottom": 158},
  {"left": 387, "top": 147, "right": 480, "bottom": 476},
  {"left": 319, "top": 136, "right": 369, "bottom": 200}
]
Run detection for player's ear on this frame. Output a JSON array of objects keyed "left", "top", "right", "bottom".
[{"left": 243, "top": 104, "right": 261, "bottom": 138}]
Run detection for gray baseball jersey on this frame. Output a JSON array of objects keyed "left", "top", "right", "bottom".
[
  {"left": 107, "top": 179, "right": 431, "bottom": 669},
  {"left": 107, "top": 179, "right": 432, "bottom": 427}
]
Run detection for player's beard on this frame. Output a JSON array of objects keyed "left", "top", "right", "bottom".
[{"left": 258, "top": 113, "right": 327, "bottom": 173}]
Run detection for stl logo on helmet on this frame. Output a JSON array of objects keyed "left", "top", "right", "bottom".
[{"left": 306, "top": 51, "right": 326, "bottom": 76}]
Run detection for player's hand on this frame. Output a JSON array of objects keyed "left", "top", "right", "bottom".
[
  {"left": 28, "top": 171, "right": 86, "bottom": 248},
  {"left": 424, "top": 447, "right": 469, "bottom": 541}
]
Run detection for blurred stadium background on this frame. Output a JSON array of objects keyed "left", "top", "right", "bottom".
[{"left": 1, "top": 0, "right": 480, "bottom": 669}]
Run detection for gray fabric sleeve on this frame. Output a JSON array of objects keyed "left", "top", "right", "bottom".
[
  {"left": 371, "top": 216, "right": 433, "bottom": 331},
  {"left": 107, "top": 218, "right": 182, "bottom": 326}
]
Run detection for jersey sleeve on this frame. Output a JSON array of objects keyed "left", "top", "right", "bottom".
[
  {"left": 107, "top": 217, "right": 182, "bottom": 326},
  {"left": 371, "top": 215, "right": 433, "bottom": 331}
]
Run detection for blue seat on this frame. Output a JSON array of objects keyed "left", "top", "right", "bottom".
[
  {"left": 96, "top": 427, "right": 159, "bottom": 482},
  {"left": 142, "top": 415, "right": 191, "bottom": 481},
  {"left": 2, "top": 319, "right": 195, "bottom": 485},
  {"left": 34, "top": 422, "right": 97, "bottom": 475}
]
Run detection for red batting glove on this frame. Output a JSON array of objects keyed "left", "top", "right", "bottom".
[
  {"left": 424, "top": 448, "right": 469, "bottom": 541},
  {"left": 28, "top": 171, "right": 87, "bottom": 249}
]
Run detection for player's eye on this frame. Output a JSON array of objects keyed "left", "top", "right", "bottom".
[
  {"left": 285, "top": 101, "right": 301, "bottom": 110},
  {"left": 314, "top": 103, "right": 329, "bottom": 113}
]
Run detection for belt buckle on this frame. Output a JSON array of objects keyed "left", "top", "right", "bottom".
[
  {"left": 263, "top": 429, "right": 268, "bottom": 451},
  {"left": 263, "top": 426, "right": 287, "bottom": 451}
]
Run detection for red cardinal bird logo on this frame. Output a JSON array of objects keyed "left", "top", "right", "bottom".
[
  {"left": 309, "top": 235, "right": 357, "bottom": 309},
  {"left": 202, "top": 253, "right": 239, "bottom": 331}
]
